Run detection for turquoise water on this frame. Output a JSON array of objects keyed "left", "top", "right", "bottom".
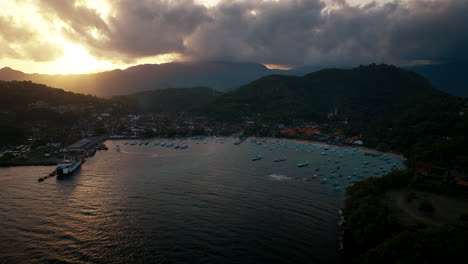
[{"left": 0, "top": 138, "right": 404, "bottom": 264}]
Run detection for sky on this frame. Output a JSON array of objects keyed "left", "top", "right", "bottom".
[{"left": 0, "top": 0, "right": 467, "bottom": 74}]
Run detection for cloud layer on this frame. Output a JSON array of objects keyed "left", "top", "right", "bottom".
[
  {"left": 0, "top": 16, "right": 63, "bottom": 62},
  {"left": 5, "top": 0, "right": 468, "bottom": 66}
]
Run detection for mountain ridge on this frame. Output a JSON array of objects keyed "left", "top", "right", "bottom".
[
  {"left": 1, "top": 61, "right": 466, "bottom": 98},
  {"left": 0, "top": 61, "right": 291, "bottom": 97}
]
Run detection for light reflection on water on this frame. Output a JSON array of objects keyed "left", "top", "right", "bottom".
[{"left": 0, "top": 138, "right": 404, "bottom": 264}]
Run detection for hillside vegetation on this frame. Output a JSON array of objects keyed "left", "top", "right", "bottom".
[
  {"left": 0, "top": 81, "right": 101, "bottom": 145},
  {"left": 0, "top": 80, "right": 99, "bottom": 110},
  {"left": 203, "top": 64, "right": 445, "bottom": 121},
  {"left": 201, "top": 64, "right": 468, "bottom": 171},
  {"left": 343, "top": 170, "right": 468, "bottom": 264},
  {"left": 113, "top": 87, "right": 220, "bottom": 113}
]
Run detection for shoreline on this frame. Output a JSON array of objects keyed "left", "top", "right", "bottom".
[
  {"left": 0, "top": 160, "right": 59, "bottom": 167},
  {"left": 1, "top": 136, "right": 405, "bottom": 167},
  {"left": 106, "top": 136, "right": 407, "bottom": 160},
  {"left": 252, "top": 137, "right": 406, "bottom": 160}
]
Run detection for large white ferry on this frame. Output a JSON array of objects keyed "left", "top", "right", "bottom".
[{"left": 56, "top": 158, "right": 83, "bottom": 178}]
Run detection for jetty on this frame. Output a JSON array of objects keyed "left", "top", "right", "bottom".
[
  {"left": 234, "top": 131, "right": 248, "bottom": 145},
  {"left": 68, "top": 136, "right": 107, "bottom": 152}
]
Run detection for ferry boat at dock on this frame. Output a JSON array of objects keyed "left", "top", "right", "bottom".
[{"left": 56, "top": 157, "right": 83, "bottom": 179}]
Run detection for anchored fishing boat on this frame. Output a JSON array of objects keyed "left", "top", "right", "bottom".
[{"left": 251, "top": 155, "right": 262, "bottom": 161}]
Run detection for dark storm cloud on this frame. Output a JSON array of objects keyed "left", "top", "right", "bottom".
[
  {"left": 0, "top": 16, "right": 63, "bottom": 62},
  {"left": 186, "top": 0, "right": 326, "bottom": 65},
  {"left": 387, "top": 0, "right": 468, "bottom": 62},
  {"left": 188, "top": 0, "right": 468, "bottom": 66},
  {"left": 39, "top": 0, "right": 468, "bottom": 66}
]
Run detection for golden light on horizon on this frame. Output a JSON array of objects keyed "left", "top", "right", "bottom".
[
  {"left": 0, "top": 0, "right": 184, "bottom": 75},
  {"left": 264, "top": 64, "right": 294, "bottom": 70}
]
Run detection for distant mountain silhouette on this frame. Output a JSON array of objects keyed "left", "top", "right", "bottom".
[
  {"left": 1, "top": 61, "right": 465, "bottom": 98},
  {"left": 0, "top": 62, "right": 291, "bottom": 97},
  {"left": 405, "top": 61, "right": 468, "bottom": 97}
]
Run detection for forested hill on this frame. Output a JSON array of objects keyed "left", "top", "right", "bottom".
[
  {"left": 0, "top": 80, "right": 100, "bottom": 109},
  {"left": 113, "top": 87, "right": 220, "bottom": 113},
  {"left": 0, "top": 81, "right": 102, "bottom": 145},
  {"left": 202, "top": 64, "right": 448, "bottom": 122}
]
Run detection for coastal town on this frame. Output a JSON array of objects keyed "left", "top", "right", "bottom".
[{"left": 0, "top": 99, "right": 367, "bottom": 167}]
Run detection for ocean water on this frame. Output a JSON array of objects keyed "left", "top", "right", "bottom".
[{"left": 0, "top": 138, "right": 404, "bottom": 264}]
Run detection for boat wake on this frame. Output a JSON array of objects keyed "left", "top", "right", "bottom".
[
  {"left": 120, "top": 150, "right": 137, "bottom": 154},
  {"left": 268, "top": 174, "right": 292, "bottom": 181}
]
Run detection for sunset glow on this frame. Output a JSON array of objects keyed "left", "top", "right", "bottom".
[{"left": 0, "top": 0, "right": 464, "bottom": 74}]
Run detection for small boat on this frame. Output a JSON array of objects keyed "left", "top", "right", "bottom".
[
  {"left": 297, "top": 161, "right": 309, "bottom": 168},
  {"left": 97, "top": 144, "right": 108, "bottom": 150},
  {"left": 180, "top": 144, "right": 188, "bottom": 149},
  {"left": 251, "top": 155, "right": 262, "bottom": 161},
  {"left": 273, "top": 157, "right": 286, "bottom": 162}
]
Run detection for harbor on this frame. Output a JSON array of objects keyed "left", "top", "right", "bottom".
[
  {"left": 0, "top": 136, "right": 108, "bottom": 167},
  {"left": 0, "top": 136, "right": 405, "bottom": 264}
]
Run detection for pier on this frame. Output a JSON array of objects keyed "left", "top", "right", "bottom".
[{"left": 68, "top": 136, "right": 107, "bottom": 152}]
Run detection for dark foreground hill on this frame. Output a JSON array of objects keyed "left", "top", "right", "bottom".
[
  {"left": 113, "top": 87, "right": 220, "bottom": 113},
  {"left": 0, "top": 80, "right": 100, "bottom": 110},
  {"left": 0, "top": 81, "right": 101, "bottom": 145},
  {"left": 202, "top": 64, "right": 446, "bottom": 122}
]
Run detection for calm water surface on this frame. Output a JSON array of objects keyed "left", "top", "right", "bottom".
[{"left": 0, "top": 138, "right": 404, "bottom": 264}]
